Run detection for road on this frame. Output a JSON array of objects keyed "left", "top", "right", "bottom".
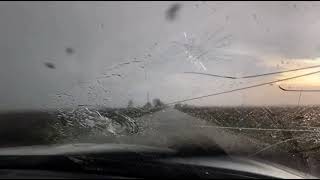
[
  {"left": 113, "top": 108, "right": 266, "bottom": 156},
  {"left": 109, "top": 108, "right": 312, "bottom": 174},
  {"left": 0, "top": 108, "right": 312, "bottom": 174}
]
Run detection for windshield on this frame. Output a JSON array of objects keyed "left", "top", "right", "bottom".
[{"left": 1, "top": 1, "right": 320, "bottom": 176}]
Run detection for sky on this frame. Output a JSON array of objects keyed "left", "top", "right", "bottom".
[{"left": 1, "top": 1, "right": 320, "bottom": 111}]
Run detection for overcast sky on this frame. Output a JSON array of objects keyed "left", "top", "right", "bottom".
[{"left": 1, "top": 1, "right": 320, "bottom": 111}]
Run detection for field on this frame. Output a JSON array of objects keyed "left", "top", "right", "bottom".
[
  {"left": 175, "top": 105, "right": 320, "bottom": 147},
  {"left": 0, "top": 106, "right": 164, "bottom": 147},
  {"left": 1, "top": 105, "right": 320, "bottom": 175},
  {"left": 2, "top": 105, "right": 320, "bottom": 151},
  {"left": 174, "top": 105, "right": 320, "bottom": 175},
  {"left": 2, "top": 105, "right": 320, "bottom": 152}
]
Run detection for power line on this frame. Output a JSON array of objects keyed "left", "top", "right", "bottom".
[
  {"left": 184, "top": 64, "right": 320, "bottom": 79},
  {"left": 167, "top": 70, "right": 320, "bottom": 105}
]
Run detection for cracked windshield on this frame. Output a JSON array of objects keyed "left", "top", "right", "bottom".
[{"left": 2, "top": 1, "right": 320, "bottom": 176}]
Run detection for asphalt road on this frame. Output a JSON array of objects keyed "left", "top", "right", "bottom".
[
  {"left": 111, "top": 108, "right": 266, "bottom": 156},
  {"left": 108, "top": 108, "right": 312, "bottom": 174},
  {"left": 0, "top": 108, "right": 314, "bottom": 175}
]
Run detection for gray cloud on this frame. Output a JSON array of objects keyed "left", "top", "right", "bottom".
[{"left": 1, "top": 1, "right": 320, "bottom": 111}]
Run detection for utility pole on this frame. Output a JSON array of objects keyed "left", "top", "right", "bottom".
[
  {"left": 144, "top": 61, "right": 150, "bottom": 103},
  {"left": 298, "top": 90, "right": 302, "bottom": 106}
]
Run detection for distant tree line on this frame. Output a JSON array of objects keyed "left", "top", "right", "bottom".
[{"left": 127, "top": 98, "right": 166, "bottom": 110}]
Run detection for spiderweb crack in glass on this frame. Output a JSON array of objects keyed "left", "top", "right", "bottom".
[{"left": 49, "top": 106, "right": 140, "bottom": 143}]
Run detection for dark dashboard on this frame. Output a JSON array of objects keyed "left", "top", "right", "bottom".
[{"left": 0, "top": 143, "right": 314, "bottom": 179}]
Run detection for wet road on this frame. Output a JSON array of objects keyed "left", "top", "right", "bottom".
[
  {"left": 0, "top": 108, "right": 313, "bottom": 175},
  {"left": 104, "top": 108, "right": 311, "bottom": 174},
  {"left": 112, "top": 108, "right": 266, "bottom": 156}
]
